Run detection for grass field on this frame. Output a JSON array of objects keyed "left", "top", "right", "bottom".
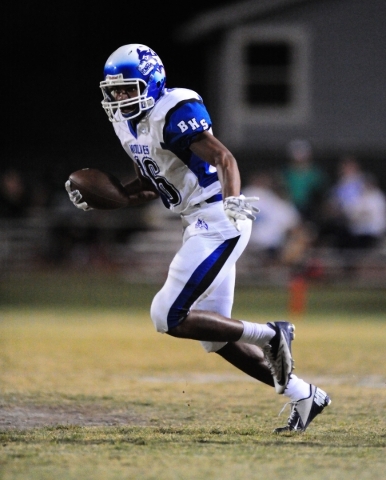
[{"left": 1, "top": 273, "right": 386, "bottom": 479}]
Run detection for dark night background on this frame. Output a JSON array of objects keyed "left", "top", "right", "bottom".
[
  {"left": 3, "top": 1, "right": 386, "bottom": 288},
  {"left": 5, "top": 1, "right": 232, "bottom": 185}
]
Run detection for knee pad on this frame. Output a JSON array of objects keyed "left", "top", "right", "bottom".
[
  {"left": 151, "top": 289, "right": 191, "bottom": 334},
  {"left": 150, "top": 291, "right": 169, "bottom": 333},
  {"left": 200, "top": 340, "right": 228, "bottom": 353}
]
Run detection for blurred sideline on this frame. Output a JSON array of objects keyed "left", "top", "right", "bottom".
[
  {"left": 1, "top": 204, "right": 386, "bottom": 289},
  {"left": 2, "top": 154, "right": 386, "bottom": 290}
]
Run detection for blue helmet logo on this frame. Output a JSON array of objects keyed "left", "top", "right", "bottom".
[{"left": 137, "top": 47, "right": 164, "bottom": 78}]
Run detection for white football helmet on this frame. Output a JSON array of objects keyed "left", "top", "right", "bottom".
[{"left": 100, "top": 44, "right": 166, "bottom": 122}]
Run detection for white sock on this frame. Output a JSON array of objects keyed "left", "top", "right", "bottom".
[
  {"left": 283, "top": 374, "right": 311, "bottom": 401},
  {"left": 238, "top": 321, "right": 275, "bottom": 348}
]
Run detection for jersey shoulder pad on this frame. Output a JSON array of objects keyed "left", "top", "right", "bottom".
[{"left": 156, "top": 88, "right": 202, "bottom": 111}]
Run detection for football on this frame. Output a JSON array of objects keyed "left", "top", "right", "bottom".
[{"left": 68, "top": 168, "right": 130, "bottom": 210}]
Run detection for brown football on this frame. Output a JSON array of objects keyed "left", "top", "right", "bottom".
[{"left": 68, "top": 168, "right": 130, "bottom": 210}]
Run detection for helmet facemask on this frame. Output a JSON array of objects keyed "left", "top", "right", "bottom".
[
  {"left": 100, "top": 75, "right": 155, "bottom": 122},
  {"left": 101, "top": 44, "right": 166, "bottom": 122}
]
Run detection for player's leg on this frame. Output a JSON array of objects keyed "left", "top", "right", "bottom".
[
  {"left": 190, "top": 263, "right": 274, "bottom": 386},
  {"left": 150, "top": 203, "right": 293, "bottom": 393},
  {"left": 151, "top": 211, "right": 261, "bottom": 343},
  {"left": 195, "top": 277, "right": 313, "bottom": 392},
  {"left": 163, "top": 234, "right": 330, "bottom": 428},
  {"left": 150, "top": 202, "right": 252, "bottom": 336},
  {"left": 217, "top": 342, "right": 274, "bottom": 386},
  {"left": 195, "top": 279, "right": 330, "bottom": 429}
]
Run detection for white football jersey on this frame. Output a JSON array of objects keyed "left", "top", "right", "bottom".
[{"left": 111, "top": 88, "right": 222, "bottom": 214}]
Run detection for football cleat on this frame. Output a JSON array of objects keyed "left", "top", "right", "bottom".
[
  {"left": 263, "top": 321, "right": 295, "bottom": 394},
  {"left": 273, "top": 385, "right": 331, "bottom": 433}
]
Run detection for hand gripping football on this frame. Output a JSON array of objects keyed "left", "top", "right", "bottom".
[{"left": 68, "top": 168, "right": 130, "bottom": 210}]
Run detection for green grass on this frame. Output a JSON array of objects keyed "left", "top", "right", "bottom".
[{"left": 1, "top": 273, "right": 386, "bottom": 479}]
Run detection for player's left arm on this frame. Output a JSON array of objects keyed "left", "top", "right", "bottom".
[
  {"left": 165, "top": 97, "right": 258, "bottom": 228},
  {"left": 189, "top": 131, "right": 241, "bottom": 198},
  {"left": 190, "top": 131, "right": 259, "bottom": 230}
]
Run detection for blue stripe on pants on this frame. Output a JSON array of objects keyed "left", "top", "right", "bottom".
[{"left": 166, "top": 235, "right": 240, "bottom": 329}]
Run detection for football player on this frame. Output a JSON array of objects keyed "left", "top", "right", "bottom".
[{"left": 65, "top": 44, "right": 330, "bottom": 432}]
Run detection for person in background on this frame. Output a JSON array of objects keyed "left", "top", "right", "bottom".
[
  {"left": 329, "top": 155, "right": 365, "bottom": 213},
  {"left": 338, "top": 172, "right": 386, "bottom": 249},
  {"left": 242, "top": 171, "right": 303, "bottom": 263},
  {"left": 320, "top": 156, "right": 386, "bottom": 250},
  {"left": 281, "top": 139, "right": 328, "bottom": 228}
]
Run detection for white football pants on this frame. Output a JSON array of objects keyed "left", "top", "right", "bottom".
[{"left": 150, "top": 201, "right": 252, "bottom": 352}]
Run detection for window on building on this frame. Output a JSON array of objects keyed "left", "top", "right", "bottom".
[
  {"left": 227, "top": 26, "right": 310, "bottom": 125},
  {"left": 244, "top": 42, "right": 292, "bottom": 107}
]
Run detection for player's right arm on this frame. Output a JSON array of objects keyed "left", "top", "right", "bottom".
[
  {"left": 65, "top": 164, "right": 159, "bottom": 211},
  {"left": 121, "top": 164, "right": 159, "bottom": 206}
]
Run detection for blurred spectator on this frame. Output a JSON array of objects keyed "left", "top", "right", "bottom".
[
  {"left": 243, "top": 171, "right": 303, "bottom": 262},
  {"left": 329, "top": 155, "right": 365, "bottom": 211},
  {"left": 320, "top": 157, "right": 386, "bottom": 249},
  {"left": 340, "top": 173, "right": 386, "bottom": 249},
  {"left": 0, "top": 168, "right": 31, "bottom": 218},
  {"left": 243, "top": 171, "right": 323, "bottom": 285},
  {"left": 281, "top": 139, "right": 328, "bottom": 225}
]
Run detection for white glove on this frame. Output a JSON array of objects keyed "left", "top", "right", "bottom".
[
  {"left": 223, "top": 195, "right": 260, "bottom": 231},
  {"left": 65, "top": 180, "right": 93, "bottom": 211}
]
